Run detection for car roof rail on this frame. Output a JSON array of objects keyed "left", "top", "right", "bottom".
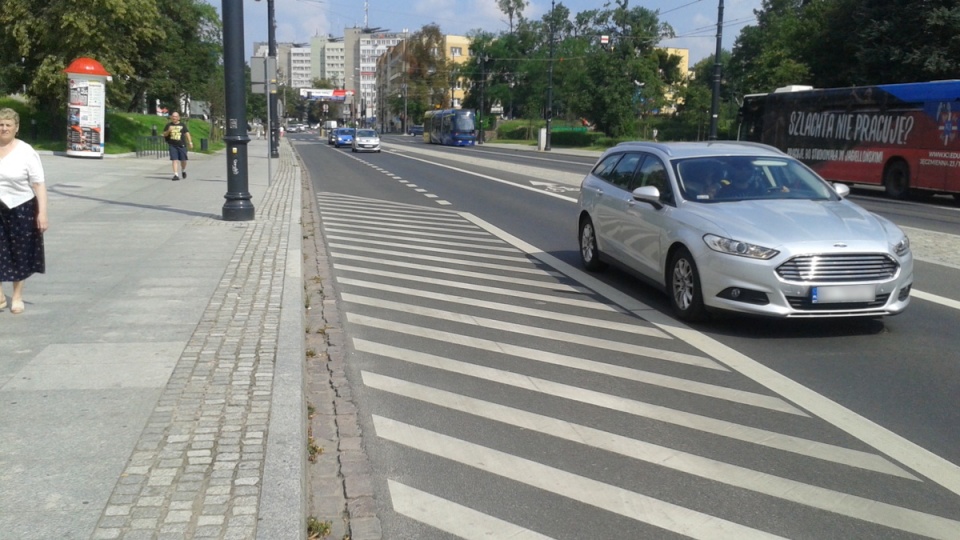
[{"left": 612, "top": 140, "right": 787, "bottom": 158}]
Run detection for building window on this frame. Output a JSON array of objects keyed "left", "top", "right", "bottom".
[{"left": 451, "top": 47, "right": 462, "bottom": 57}]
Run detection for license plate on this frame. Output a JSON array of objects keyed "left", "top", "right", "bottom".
[{"left": 811, "top": 285, "right": 876, "bottom": 303}]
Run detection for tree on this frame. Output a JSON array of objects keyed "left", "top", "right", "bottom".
[
  {"left": 727, "top": 0, "right": 811, "bottom": 95},
  {"left": 497, "top": 0, "right": 528, "bottom": 34},
  {"left": 572, "top": 1, "right": 674, "bottom": 136},
  {"left": 0, "top": 0, "right": 221, "bottom": 127},
  {"left": 403, "top": 24, "right": 450, "bottom": 123},
  {"left": 810, "top": 0, "right": 960, "bottom": 85}
]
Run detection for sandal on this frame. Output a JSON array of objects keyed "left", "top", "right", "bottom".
[{"left": 11, "top": 300, "right": 24, "bottom": 314}]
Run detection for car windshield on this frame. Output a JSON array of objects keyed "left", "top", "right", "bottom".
[
  {"left": 674, "top": 156, "right": 837, "bottom": 202},
  {"left": 357, "top": 129, "right": 377, "bottom": 137}
]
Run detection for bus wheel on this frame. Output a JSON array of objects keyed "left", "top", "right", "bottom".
[{"left": 883, "top": 161, "right": 910, "bottom": 200}]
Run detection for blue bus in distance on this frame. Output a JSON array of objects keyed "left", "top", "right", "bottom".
[{"left": 423, "top": 109, "right": 477, "bottom": 146}]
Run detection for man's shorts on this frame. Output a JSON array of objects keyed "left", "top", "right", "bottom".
[{"left": 168, "top": 145, "right": 188, "bottom": 161}]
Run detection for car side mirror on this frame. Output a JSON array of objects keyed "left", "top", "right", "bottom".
[
  {"left": 832, "top": 183, "right": 851, "bottom": 199},
  {"left": 632, "top": 185, "right": 663, "bottom": 209}
]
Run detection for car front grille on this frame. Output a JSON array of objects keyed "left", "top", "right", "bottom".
[
  {"left": 776, "top": 254, "right": 899, "bottom": 283},
  {"left": 785, "top": 293, "right": 890, "bottom": 310}
]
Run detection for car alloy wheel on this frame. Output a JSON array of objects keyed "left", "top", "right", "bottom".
[
  {"left": 579, "top": 217, "right": 605, "bottom": 271},
  {"left": 669, "top": 247, "right": 707, "bottom": 322}
]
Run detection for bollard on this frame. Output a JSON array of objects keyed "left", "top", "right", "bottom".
[
  {"left": 30, "top": 119, "right": 37, "bottom": 141},
  {"left": 151, "top": 125, "right": 157, "bottom": 136},
  {"left": 200, "top": 138, "right": 208, "bottom": 151}
]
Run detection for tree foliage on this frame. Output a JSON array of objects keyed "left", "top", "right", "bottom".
[
  {"left": 0, "top": 0, "right": 221, "bottom": 122},
  {"left": 497, "top": 0, "right": 528, "bottom": 34},
  {"left": 6, "top": 0, "right": 960, "bottom": 142},
  {"left": 729, "top": 0, "right": 960, "bottom": 94}
]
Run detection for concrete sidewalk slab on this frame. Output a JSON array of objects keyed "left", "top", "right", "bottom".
[{"left": 0, "top": 138, "right": 306, "bottom": 540}]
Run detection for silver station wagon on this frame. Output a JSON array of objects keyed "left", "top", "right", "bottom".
[{"left": 577, "top": 141, "right": 913, "bottom": 321}]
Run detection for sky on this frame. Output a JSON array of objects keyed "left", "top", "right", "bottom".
[{"left": 217, "top": 0, "right": 763, "bottom": 67}]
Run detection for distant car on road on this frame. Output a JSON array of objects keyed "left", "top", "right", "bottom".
[
  {"left": 333, "top": 128, "right": 355, "bottom": 148},
  {"left": 352, "top": 129, "right": 381, "bottom": 153},
  {"left": 408, "top": 125, "right": 424, "bottom": 136},
  {"left": 577, "top": 141, "right": 913, "bottom": 321}
]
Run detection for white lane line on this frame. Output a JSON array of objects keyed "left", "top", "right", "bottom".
[
  {"left": 325, "top": 228, "right": 514, "bottom": 251},
  {"left": 383, "top": 142, "right": 586, "bottom": 187},
  {"left": 332, "top": 250, "right": 563, "bottom": 276},
  {"left": 368, "top": 374, "right": 958, "bottom": 538},
  {"left": 385, "top": 151, "right": 579, "bottom": 203},
  {"left": 317, "top": 202, "right": 464, "bottom": 221},
  {"left": 355, "top": 339, "right": 909, "bottom": 476},
  {"left": 321, "top": 216, "right": 489, "bottom": 235},
  {"left": 337, "top": 278, "right": 651, "bottom": 332},
  {"left": 316, "top": 196, "right": 455, "bottom": 213},
  {"left": 912, "top": 289, "right": 960, "bottom": 310},
  {"left": 323, "top": 210, "right": 476, "bottom": 230},
  {"left": 345, "top": 298, "right": 733, "bottom": 377},
  {"left": 334, "top": 257, "right": 580, "bottom": 292},
  {"left": 340, "top": 289, "right": 664, "bottom": 338},
  {"left": 388, "top": 481, "right": 556, "bottom": 540},
  {"left": 374, "top": 416, "right": 784, "bottom": 540},
  {"left": 328, "top": 239, "right": 528, "bottom": 261},
  {"left": 334, "top": 267, "right": 615, "bottom": 311},
  {"left": 326, "top": 231, "right": 519, "bottom": 253},
  {"left": 349, "top": 312, "right": 728, "bottom": 374},
  {"left": 462, "top": 213, "right": 960, "bottom": 497},
  {"left": 324, "top": 223, "right": 505, "bottom": 243}
]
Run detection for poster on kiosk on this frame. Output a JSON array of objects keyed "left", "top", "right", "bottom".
[{"left": 64, "top": 57, "right": 112, "bottom": 158}]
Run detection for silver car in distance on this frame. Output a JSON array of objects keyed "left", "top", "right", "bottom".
[
  {"left": 352, "top": 129, "right": 381, "bottom": 153},
  {"left": 577, "top": 141, "right": 913, "bottom": 321}
]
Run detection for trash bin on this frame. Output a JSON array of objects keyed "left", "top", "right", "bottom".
[{"left": 200, "top": 138, "right": 208, "bottom": 151}]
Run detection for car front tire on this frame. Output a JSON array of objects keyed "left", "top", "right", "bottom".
[
  {"left": 579, "top": 216, "right": 605, "bottom": 272},
  {"left": 668, "top": 247, "right": 707, "bottom": 322}
]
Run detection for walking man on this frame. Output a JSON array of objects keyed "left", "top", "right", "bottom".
[{"left": 162, "top": 112, "right": 193, "bottom": 181}]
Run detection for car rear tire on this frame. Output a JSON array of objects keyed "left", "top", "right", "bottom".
[
  {"left": 668, "top": 247, "right": 708, "bottom": 322},
  {"left": 579, "top": 217, "right": 605, "bottom": 272},
  {"left": 883, "top": 161, "right": 910, "bottom": 200}
]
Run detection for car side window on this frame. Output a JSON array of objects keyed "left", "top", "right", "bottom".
[
  {"left": 634, "top": 156, "right": 674, "bottom": 205},
  {"left": 608, "top": 153, "right": 643, "bottom": 189},
  {"left": 591, "top": 153, "right": 623, "bottom": 182}
]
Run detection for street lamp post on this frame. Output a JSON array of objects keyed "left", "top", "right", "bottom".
[
  {"left": 709, "top": 0, "right": 724, "bottom": 140},
  {"left": 402, "top": 84, "right": 408, "bottom": 134},
  {"left": 265, "top": 0, "right": 280, "bottom": 157},
  {"left": 478, "top": 54, "right": 489, "bottom": 145},
  {"left": 545, "top": 0, "right": 555, "bottom": 151},
  {"left": 221, "top": 0, "right": 254, "bottom": 221}
]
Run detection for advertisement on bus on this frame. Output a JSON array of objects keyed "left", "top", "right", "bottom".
[{"left": 739, "top": 80, "right": 960, "bottom": 199}]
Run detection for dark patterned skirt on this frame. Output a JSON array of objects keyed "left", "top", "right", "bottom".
[{"left": 0, "top": 197, "right": 46, "bottom": 281}]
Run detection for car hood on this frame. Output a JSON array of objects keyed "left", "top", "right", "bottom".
[{"left": 687, "top": 199, "right": 904, "bottom": 248}]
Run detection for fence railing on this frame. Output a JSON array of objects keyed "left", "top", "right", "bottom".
[{"left": 136, "top": 136, "right": 166, "bottom": 158}]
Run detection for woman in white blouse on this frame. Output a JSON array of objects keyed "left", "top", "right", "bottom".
[{"left": 0, "top": 108, "right": 48, "bottom": 314}]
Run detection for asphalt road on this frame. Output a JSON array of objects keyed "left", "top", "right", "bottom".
[{"left": 293, "top": 131, "right": 960, "bottom": 539}]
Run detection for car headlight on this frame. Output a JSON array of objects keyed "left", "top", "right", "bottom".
[
  {"left": 703, "top": 234, "right": 780, "bottom": 260},
  {"left": 893, "top": 235, "right": 910, "bottom": 257}
]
